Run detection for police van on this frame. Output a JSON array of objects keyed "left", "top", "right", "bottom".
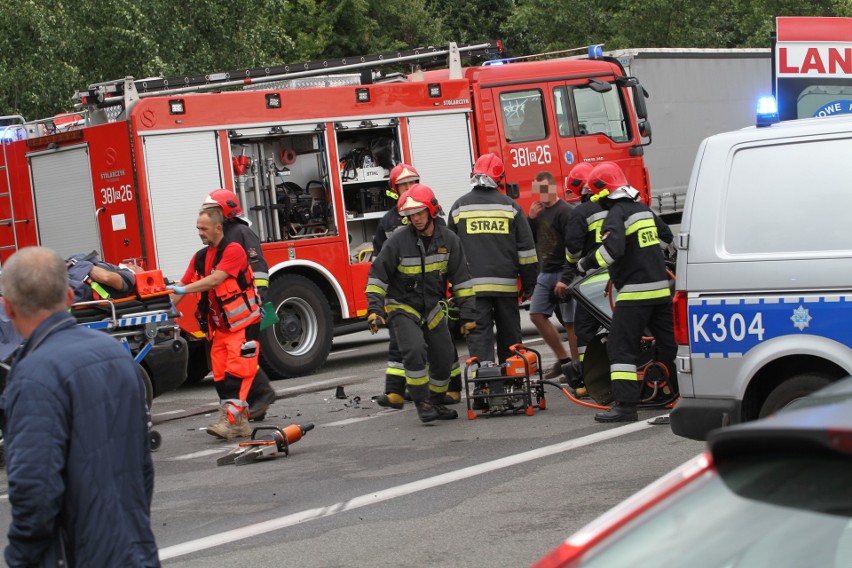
[{"left": 670, "top": 109, "right": 852, "bottom": 441}]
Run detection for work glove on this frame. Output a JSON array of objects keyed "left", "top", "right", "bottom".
[
  {"left": 460, "top": 321, "right": 476, "bottom": 337},
  {"left": 367, "top": 312, "right": 385, "bottom": 335},
  {"left": 576, "top": 256, "right": 594, "bottom": 276},
  {"left": 166, "top": 284, "right": 187, "bottom": 295}
]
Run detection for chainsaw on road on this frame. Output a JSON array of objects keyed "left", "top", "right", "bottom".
[{"left": 217, "top": 423, "right": 314, "bottom": 466}]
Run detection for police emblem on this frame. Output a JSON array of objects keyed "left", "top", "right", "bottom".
[{"left": 790, "top": 305, "right": 812, "bottom": 331}]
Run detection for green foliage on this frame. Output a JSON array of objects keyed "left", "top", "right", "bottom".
[{"left": 1, "top": 0, "right": 851, "bottom": 119}]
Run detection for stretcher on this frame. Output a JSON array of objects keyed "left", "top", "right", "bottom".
[{"left": 69, "top": 270, "right": 185, "bottom": 451}]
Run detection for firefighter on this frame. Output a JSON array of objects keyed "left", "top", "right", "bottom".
[
  {"left": 371, "top": 165, "right": 464, "bottom": 408},
  {"left": 559, "top": 162, "right": 602, "bottom": 395},
  {"left": 366, "top": 184, "right": 476, "bottom": 423},
  {"left": 527, "top": 170, "right": 579, "bottom": 380},
  {"left": 168, "top": 207, "right": 263, "bottom": 439},
  {"left": 202, "top": 189, "right": 276, "bottom": 421},
  {"left": 448, "top": 154, "right": 538, "bottom": 367},
  {"left": 577, "top": 162, "right": 675, "bottom": 422}
]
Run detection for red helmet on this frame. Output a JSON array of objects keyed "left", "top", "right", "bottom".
[
  {"left": 203, "top": 189, "right": 243, "bottom": 219},
  {"left": 566, "top": 162, "right": 595, "bottom": 198},
  {"left": 588, "top": 162, "right": 629, "bottom": 201},
  {"left": 398, "top": 184, "right": 440, "bottom": 218},
  {"left": 471, "top": 153, "right": 505, "bottom": 188},
  {"left": 389, "top": 163, "right": 420, "bottom": 188}
]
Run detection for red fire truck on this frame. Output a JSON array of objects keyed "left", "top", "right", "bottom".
[{"left": 0, "top": 41, "right": 652, "bottom": 384}]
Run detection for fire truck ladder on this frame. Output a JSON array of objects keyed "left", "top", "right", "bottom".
[
  {"left": 73, "top": 41, "right": 501, "bottom": 115},
  {"left": 0, "top": 115, "right": 26, "bottom": 265}
]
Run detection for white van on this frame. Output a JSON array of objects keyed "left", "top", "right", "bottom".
[{"left": 670, "top": 114, "right": 852, "bottom": 441}]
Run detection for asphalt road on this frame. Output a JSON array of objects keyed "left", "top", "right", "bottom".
[{"left": 0, "top": 318, "right": 704, "bottom": 567}]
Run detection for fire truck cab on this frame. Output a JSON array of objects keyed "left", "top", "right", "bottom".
[{"left": 0, "top": 42, "right": 652, "bottom": 383}]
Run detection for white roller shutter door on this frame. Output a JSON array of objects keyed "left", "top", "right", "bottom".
[
  {"left": 407, "top": 113, "right": 474, "bottom": 219},
  {"left": 142, "top": 131, "right": 223, "bottom": 281},
  {"left": 29, "top": 145, "right": 100, "bottom": 258}
]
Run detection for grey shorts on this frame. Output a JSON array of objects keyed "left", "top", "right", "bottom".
[{"left": 529, "top": 271, "right": 575, "bottom": 323}]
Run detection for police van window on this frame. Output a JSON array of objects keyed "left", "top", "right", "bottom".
[
  {"left": 573, "top": 85, "right": 630, "bottom": 143},
  {"left": 501, "top": 90, "right": 547, "bottom": 143},
  {"left": 553, "top": 87, "right": 573, "bottom": 137},
  {"left": 724, "top": 138, "right": 852, "bottom": 255}
]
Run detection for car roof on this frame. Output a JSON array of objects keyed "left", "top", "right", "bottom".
[
  {"left": 708, "top": 388, "right": 852, "bottom": 462},
  {"left": 706, "top": 113, "right": 852, "bottom": 147}
]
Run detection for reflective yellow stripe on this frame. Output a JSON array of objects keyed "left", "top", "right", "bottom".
[
  {"left": 625, "top": 218, "right": 656, "bottom": 236},
  {"left": 387, "top": 303, "right": 422, "bottom": 319},
  {"left": 365, "top": 284, "right": 386, "bottom": 295},
  {"left": 519, "top": 255, "right": 539, "bottom": 265},
  {"left": 255, "top": 279, "right": 269, "bottom": 288},
  {"left": 429, "top": 384, "right": 449, "bottom": 394},
  {"left": 595, "top": 249, "right": 609, "bottom": 268},
  {"left": 398, "top": 261, "right": 449, "bottom": 275},
  {"left": 611, "top": 371, "right": 638, "bottom": 381},
  {"left": 616, "top": 288, "right": 671, "bottom": 302},
  {"left": 386, "top": 367, "right": 406, "bottom": 377},
  {"left": 473, "top": 283, "right": 518, "bottom": 294},
  {"left": 452, "top": 209, "right": 515, "bottom": 221},
  {"left": 427, "top": 310, "right": 445, "bottom": 330},
  {"left": 455, "top": 287, "right": 475, "bottom": 297},
  {"left": 406, "top": 374, "right": 430, "bottom": 386}
]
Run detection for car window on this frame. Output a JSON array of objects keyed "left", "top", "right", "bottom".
[
  {"left": 577, "top": 454, "right": 852, "bottom": 567},
  {"left": 501, "top": 89, "right": 547, "bottom": 143},
  {"left": 573, "top": 86, "right": 630, "bottom": 143}
]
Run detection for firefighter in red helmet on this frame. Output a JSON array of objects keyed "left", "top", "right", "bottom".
[
  {"left": 560, "top": 161, "right": 605, "bottom": 396},
  {"left": 577, "top": 162, "right": 676, "bottom": 422},
  {"left": 366, "top": 184, "right": 476, "bottom": 423},
  {"left": 198, "top": 190, "right": 276, "bottom": 424},
  {"left": 168, "top": 206, "right": 264, "bottom": 438},
  {"left": 370, "top": 164, "right": 420, "bottom": 410},
  {"left": 448, "top": 153, "right": 538, "bottom": 369}
]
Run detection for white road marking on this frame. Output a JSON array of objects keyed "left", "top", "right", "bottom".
[
  {"left": 329, "top": 349, "right": 357, "bottom": 357},
  {"left": 156, "top": 409, "right": 187, "bottom": 416},
  {"left": 159, "top": 418, "right": 659, "bottom": 560},
  {"left": 167, "top": 448, "right": 234, "bottom": 461},
  {"left": 323, "top": 408, "right": 406, "bottom": 427}
]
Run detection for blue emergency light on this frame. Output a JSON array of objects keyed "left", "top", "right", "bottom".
[
  {"left": 756, "top": 96, "right": 779, "bottom": 127},
  {"left": 588, "top": 44, "right": 603, "bottom": 59}
]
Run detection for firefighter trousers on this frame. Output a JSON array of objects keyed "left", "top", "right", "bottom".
[
  {"left": 384, "top": 327, "right": 461, "bottom": 395},
  {"left": 210, "top": 323, "right": 261, "bottom": 403},
  {"left": 607, "top": 301, "right": 676, "bottom": 405},
  {"left": 466, "top": 295, "right": 522, "bottom": 364},
  {"left": 390, "top": 315, "right": 455, "bottom": 404},
  {"left": 574, "top": 302, "right": 600, "bottom": 365}
]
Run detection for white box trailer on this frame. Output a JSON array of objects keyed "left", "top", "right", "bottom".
[{"left": 609, "top": 48, "right": 771, "bottom": 219}]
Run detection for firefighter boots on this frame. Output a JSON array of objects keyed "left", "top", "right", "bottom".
[
  {"left": 594, "top": 402, "right": 638, "bottom": 423},
  {"left": 376, "top": 392, "right": 405, "bottom": 410},
  {"left": 561, "top": 360, "right": 588, "bottom": 397},
  {"left": 207, "top": 400, "right": 252, "bottom": 439},
  {"left": 430, "top": 393, "right": 458, "bottom": 420},
  {"left": 416, "top": 401, "right": 440, "bottom": 422},
  {"left": 443, "top": 391, "right": 461, "bottom": 405},
  {"left": 248, "top": 383, "right": 277, "bottom": 421}
]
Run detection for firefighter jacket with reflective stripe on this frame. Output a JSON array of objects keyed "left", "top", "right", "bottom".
[
  {"left": 584, "top": 199, "right": 673, "bottom": 305},
  {"left": 448, "top": 188, "right": 538, "bottom": 296},
  {"left": 565, "top": 198, "right": 607, "bottom": 265},
  {"left": 366, "top": 223, "right": 475, "bottom": 329},
  {"left": 224, "top": 220, "right": 269, "bottom": 289},
  {"left": 193, "top": 243, "right": 261, "bottom": 333}
]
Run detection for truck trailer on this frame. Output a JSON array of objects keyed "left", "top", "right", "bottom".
[{"left": 610, "top": 48, "right": 771, "bottom": 220}]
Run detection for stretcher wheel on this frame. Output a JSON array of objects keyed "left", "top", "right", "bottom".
[
  {"left": 139, "top": 364, "right": 154, "bottom": 409},
  {"left": 149, "top": 430, "right": 162, "bottom": 452}
]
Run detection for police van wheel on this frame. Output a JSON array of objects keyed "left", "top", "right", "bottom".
[
  {"left": 259, "top": 275, "right": 333, "bottom": 379},
  {"left": 758, "top": 372, "right": 832, "bottom": 418}
]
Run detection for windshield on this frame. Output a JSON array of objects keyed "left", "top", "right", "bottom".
[{"left": 578, "top": 454, "right": 852, "bottom": 567}]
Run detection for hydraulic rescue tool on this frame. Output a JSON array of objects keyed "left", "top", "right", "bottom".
[{"left": 217, "top": 423, "right": 314, "bottom": 466}]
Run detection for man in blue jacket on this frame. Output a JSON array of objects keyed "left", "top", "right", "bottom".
[{"left": 0, "top": 246, "right": 159, "bottom": 567}]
